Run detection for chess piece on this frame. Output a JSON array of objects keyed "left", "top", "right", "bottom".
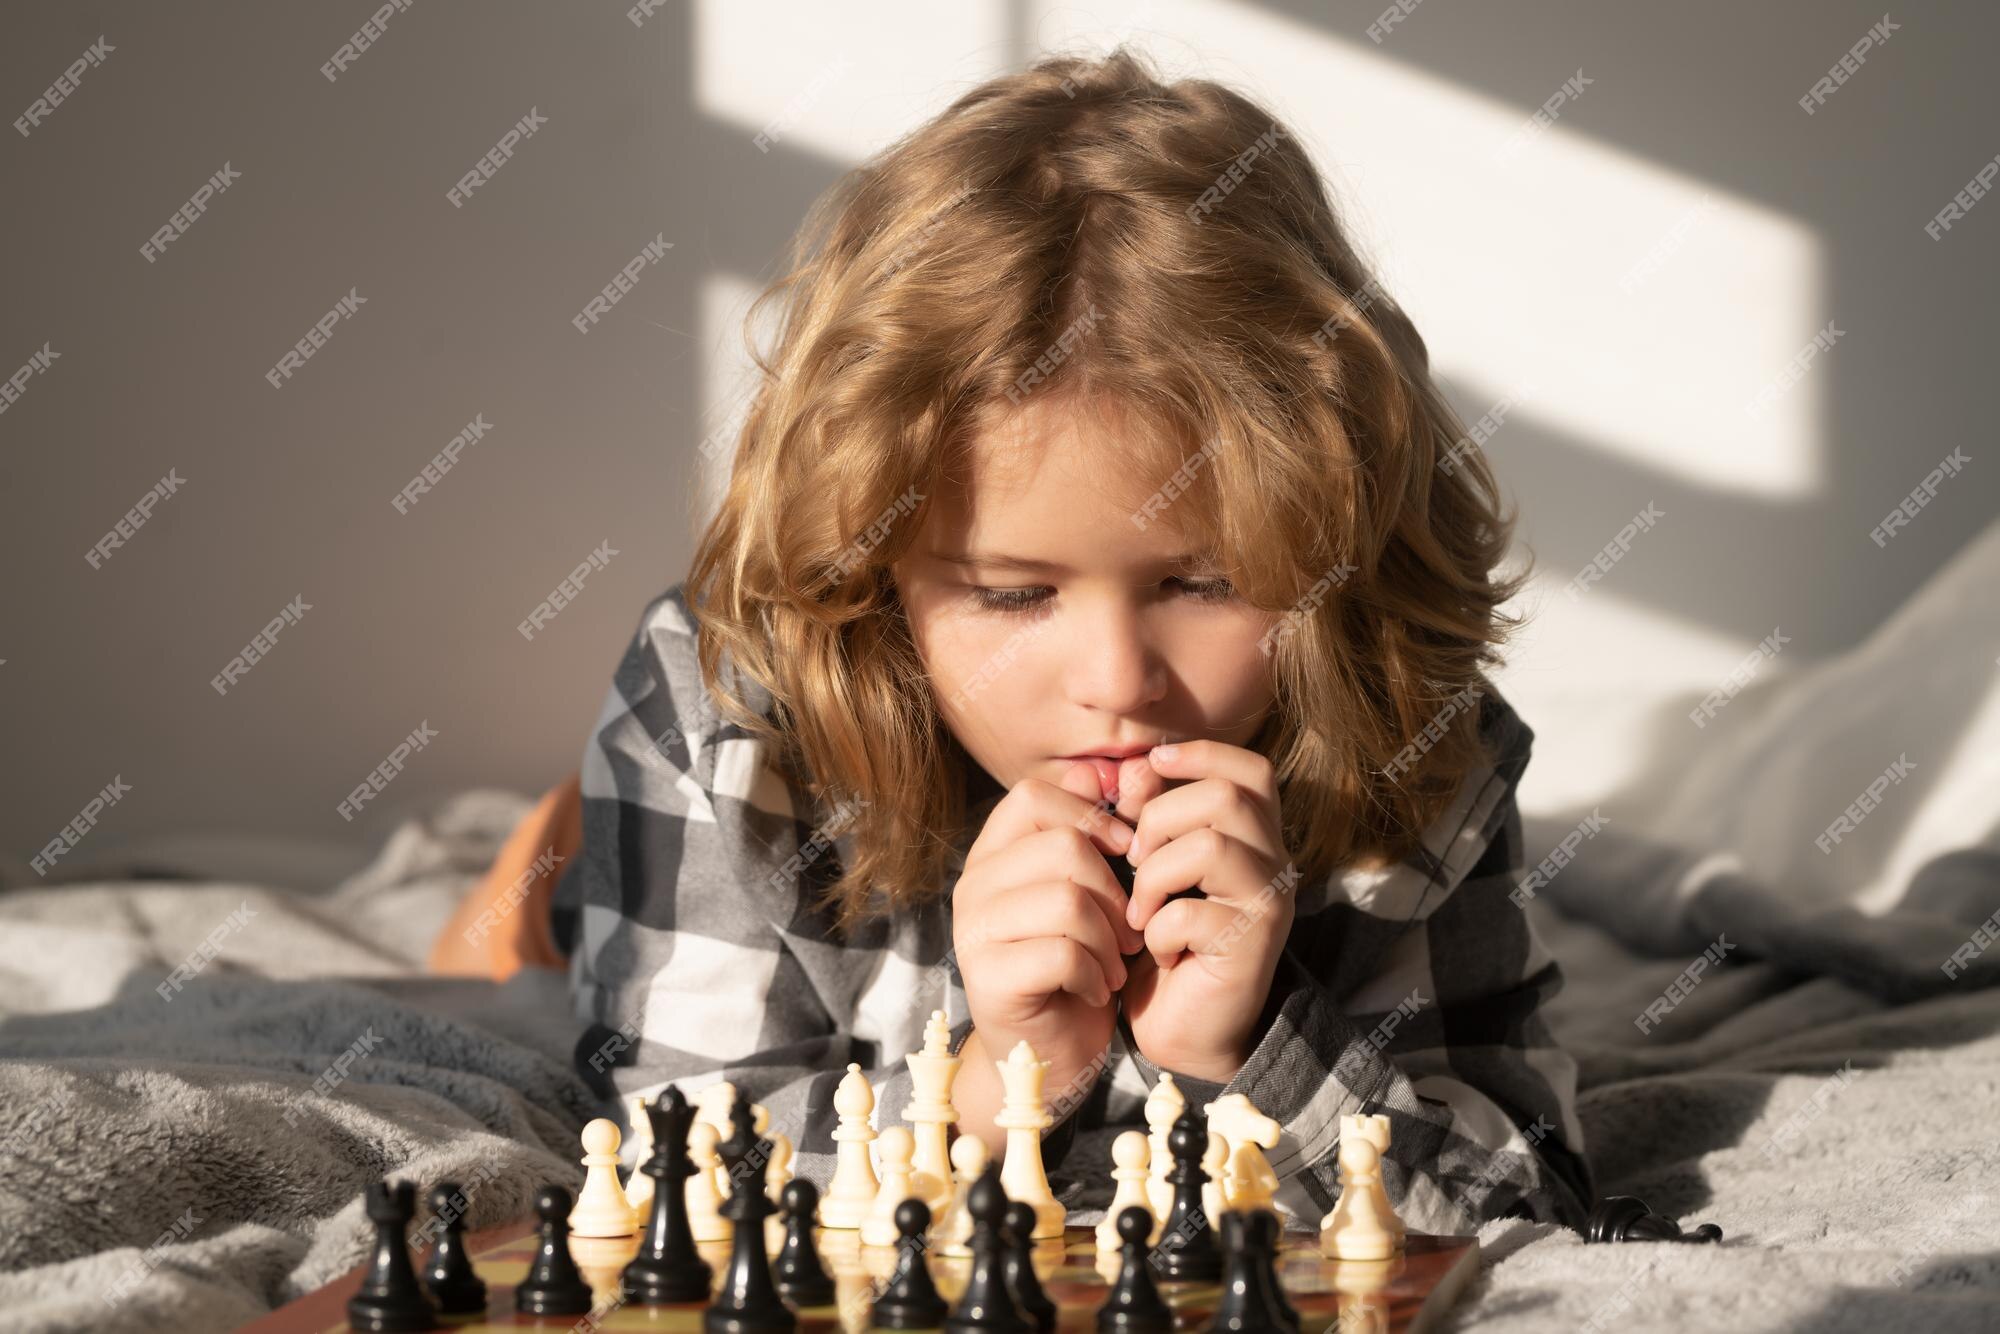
[
  {"left": 1249, "top": 1209, "right": 1300, "bottom": 1331},
  {"left": 1211, "top": 1209, "right": 1297, "bottom": 1334},
  {"left": 871, "top": 1198, "right": 950, "bottom": 1328},
  {"left": 944, "top": 1165, "right": 1026, "bottom": 1334},
  {"left": 863, "top": 1126, "right": 921, "bottom": 1246},
  {"left": 1585, "top": 1195, "right": 1724, "bottom": 1245},
  {"left": 1205, "top": 1094, "right": 1282, "bottom": 1216},
  {"left": 622, "top": 1086, "right": 715, "bottom": 1305},
  {"left": 1095, "top": 1206, "right": 1172, "bottom": 1334},
  {"left": 773, "top": 1178, "right": 837, "bottom": 1307},
  {"left": 905, "top": 1010, "right": 963, "bottom": 1211},
  {"left": 1201, "top": 1130, "right": 1231, "bottom": 1231},
  {"left": 995, "top": 1040, "right": 1065, "bottom": 1239},
  {"left": 764, "top": 1131, "right": 796, "bottom": 1252},
  {"left": 625, "top": 1092, "right": 657, "bottom": 1215},
  {"left": 1001, "top": 1200, "right": 1057, "bottom": 1333},
  {"left": 571, "top": 1117, "right": 640, "bottom": 1237},
  {"left": 818, "top": 1063, "right": 879, "bottom": 1229},
  {"left": 347, "top": 1179, "right": 439, "bottom": 1332},
  {"left": 1142, "top": 1073, "right": 1185, "bottom": 1238},
  {"left": 687, "top": 1120, "right": 733, "bottom": 1243},
  {"left": 515, "top": 1186, "right": 596, "bottom": 1317},
  {"left": 1154, "top": 1108, "right": 1222, "bottom": 1281},
  {"left": 1319, "top": 1116, "right": 1402, "bottom": 1262},
  {"left": 420, "top": 1182, "right": 486, "bottom": 1316},
  {"left": 705, "top": 1099, "right": 796, "bottom": 1334},
  {"left": 934, "top": 1131, "right": 990, "bottom": 1257},
  {"left": 1096, "top": 1131, "right": 1155, "bottom": 1254},
  {"left": 695, "top": 1082, "right": 773, "bottom": 1199}
]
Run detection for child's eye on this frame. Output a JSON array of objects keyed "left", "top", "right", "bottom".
[{"left": 965, "top": 578, "right": 1234, "bottom": 613}]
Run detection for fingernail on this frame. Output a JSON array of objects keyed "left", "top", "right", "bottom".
[{"left": 1151, "top": 743, "right": 1178, "bottom": 764}]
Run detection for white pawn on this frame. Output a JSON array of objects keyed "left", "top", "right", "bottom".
[
  {"left": 1096, "top": 1130, "right": 1155, "bottom": 1254},
  {"left": 1321, "top": 1114, "right": 1404, "bottom": 1261},
  {"left": 933, "top": 1132, "right": 989, "bottom": 1257},
  {"left": 624, "top": 1092, "right": 657, "bottom": 1216},
  {"left": 569, "top": 1118, "right": 639, "bottom": 1237},
  {"left": 1143, "top": 1072, "right": 1185, "bottom": 1240},
  {"left": 817, "top": 1063, "right": 879, "bottom": 1229},
  {"left": 861, "top": 1126, "right": 920, "bottom": 1247},
  {"left": 685, "top": 1119, "right": 731, "bottom": 1243},
  {"left": 764, "top": 1132, "right": 795, "bottom": 1252},
  {"left": 996, "top": 1040, "right": 1065, "bottom": 1239},
  {"left": 1200, "top": 1130, "right": 1230, "bottom": 1231}
]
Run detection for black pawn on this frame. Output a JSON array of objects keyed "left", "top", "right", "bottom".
[
  {"left": 515, "top": 1185, "right": 595, "bottom": 1317},
  {"left": 871, "top": 1197, "right": 949, "bottom": 1329},
  {"left": 1001, "top": 1201, "right": 1056, "bottom": 1333},
  {"left": 1096, "top": 1206, "right": 1172, "bottom": 1334},
  {"left": 348, "top": 1179, "right": 439, "bottom": 1332},
  {"left": 704, "top": 1095, "right": 795, "bottom": 1334},
  {"left": 773, "top": 1179, "right": 835, "bottom": 1308},
  {"left": 1154, "top": 1109, "right": 1222, "bottom": 1282},
  {"left": 1210, "top": 1211, "right": 1294, "bottom": 1334},
  {"left": 944, "top": 1164, "right": 1027, "bottom": 1334},
  {"left": 623, "top": 1086, "right": 715, "bottom": 1305},
  {"left": 420, "top": 1182, "right": 487, "bottom": 1316}
]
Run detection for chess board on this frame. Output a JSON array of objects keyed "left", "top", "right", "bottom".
[{"left": 240, "top": 1222, "right": 1480, "bottom": 1333}]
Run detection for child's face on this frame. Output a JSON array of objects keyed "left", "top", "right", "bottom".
[{"left": 891, "top": 394, "right": 1279, "bottom": 800}]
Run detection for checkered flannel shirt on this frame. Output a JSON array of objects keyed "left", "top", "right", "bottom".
[{"left": 550, "top": 584, "right": 1594, "bottom": 1233}]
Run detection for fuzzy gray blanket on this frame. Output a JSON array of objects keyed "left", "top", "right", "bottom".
[{"left": 1, "top": 791, "right": 1996, "bottom": 1332}]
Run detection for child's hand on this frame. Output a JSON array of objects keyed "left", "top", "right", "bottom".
[
  {"left": 1118, "top": 740, "right": 1296, "bottom": 1083},
  {"left": 950, "top": 763, "right": 1147, "bottom": 1093}
]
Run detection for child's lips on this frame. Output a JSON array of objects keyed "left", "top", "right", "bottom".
[{"left": 1067, "top": 755, "right": 1122, "bottom": 800}]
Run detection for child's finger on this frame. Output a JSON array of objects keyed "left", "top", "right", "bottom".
[
  {"left": 977, "top": 880, "right": 1129, "bottom": 991},
  {"left": 1127, "top": 828, "right": 1282, "bottom": 930},
  {"left": 1114, "top": 752, "right": 1167, "bottom": 826},
  {"left": 1140, "top": 895, "right": 1259, "bottom": 972},
  {"left": 1145, "top": 740, "right": 1278, "bottom": 805},
  {"left": 964, "top": 769, "right": 1133, "bottom": 868},
  {"left": 972, "top": 826, "right": 1144, "bottom": 955},
  {"left": 993, "top": 935, "right": 1118, "bottom": 1010},
  {"left": 1127, "top": 777, "right": 1283, "bottom": 868}
]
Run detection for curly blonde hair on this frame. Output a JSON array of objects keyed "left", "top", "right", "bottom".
[{"left": 688, "top": 47, "right": 1531, "bottom": 932}]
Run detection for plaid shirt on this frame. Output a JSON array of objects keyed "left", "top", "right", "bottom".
[{"left": 551, "top": 584, "right": 1593, "bottom": 1233}]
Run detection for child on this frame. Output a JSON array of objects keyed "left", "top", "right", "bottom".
[{"left": 551, "top": 47, "right": 1592, "bottom": 1234}]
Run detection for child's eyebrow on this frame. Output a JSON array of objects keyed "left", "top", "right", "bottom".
[{"left": 934, "top": 551, "right": 1207, "bottom": 573}]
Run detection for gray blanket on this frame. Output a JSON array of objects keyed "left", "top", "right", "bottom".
[{"left": 2, "top": 791, "right": 1997, "bottom": 1332}]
